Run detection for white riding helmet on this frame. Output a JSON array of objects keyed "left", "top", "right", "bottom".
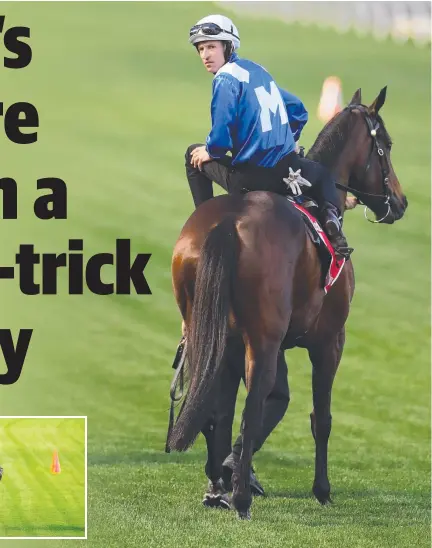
[{"left": 189, "top": 14, "right": 240, "bottom": 50}]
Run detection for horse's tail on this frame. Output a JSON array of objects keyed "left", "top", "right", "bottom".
[{"left": 168, "top": 215, "right": 239, "bottom": 452}]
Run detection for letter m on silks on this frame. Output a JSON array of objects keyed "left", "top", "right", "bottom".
[{"left": 254, "top": 81, "right": 288, "bottom": 132}]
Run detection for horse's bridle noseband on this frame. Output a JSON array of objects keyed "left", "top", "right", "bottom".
[{"left": 336, "top": 105, "right": 392, "bottom": 223}]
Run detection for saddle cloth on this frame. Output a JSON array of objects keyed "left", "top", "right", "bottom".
[{"left": 288, "top": 197, "right": 346, "bottom": 294}]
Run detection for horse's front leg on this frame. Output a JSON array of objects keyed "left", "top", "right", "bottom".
[{"left": 308, "top": 328, "right": 345, "bottom": 504}]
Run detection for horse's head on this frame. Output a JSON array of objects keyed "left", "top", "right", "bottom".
[{"left": 347, "top": 87, "right": 408, "bottom": 224}]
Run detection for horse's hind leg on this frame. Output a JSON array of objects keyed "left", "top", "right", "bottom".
[
  {"left": 225, "top": 349, "right": 289, "bottom": 496},
  {"left": 202, "top": 417, "right": 230, "bottom": 509},
  {"left": 308, "top": 328, "right": 345, "bottom": 504},
  {"left": 202, "top": 344, "right": 241, "bottom": 510},
  {"left": 232, "top": 348, "right": 290, "bottom": 458},
  {"left": 232, "top": 343, "right": 279, "bottom": 519}
]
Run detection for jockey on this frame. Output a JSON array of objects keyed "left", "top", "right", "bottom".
[{"left": 185, "top": 14, "right": 352, "bottom": 259}]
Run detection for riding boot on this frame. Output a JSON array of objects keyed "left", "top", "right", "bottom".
[{"left": 320, "top": 202, "right": 353, "bottom": 259}]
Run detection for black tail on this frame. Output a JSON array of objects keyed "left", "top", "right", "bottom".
[{"left": 168, "top": 215, "right": 239, "bottom": 451}]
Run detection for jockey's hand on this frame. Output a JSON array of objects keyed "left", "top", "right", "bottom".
[
  {"left": 191, "top": 146, "right": 211, "bottom": 171},
  {"left": 345, "top": 196, "right": 359, "bottom": 210}
]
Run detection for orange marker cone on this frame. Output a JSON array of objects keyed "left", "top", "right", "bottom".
[
  {"left": 317, "top": 76, "right": 343, "bottom": 123},
  {"left": 51, "top": 450, "right": 61, "bottom": 474}
]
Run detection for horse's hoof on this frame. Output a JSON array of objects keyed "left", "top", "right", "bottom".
[
  {"left": 318, "top": 497, "right": 332, "bottom": 505},
  {"left": 202, "top": 493, "right": 216, "bottom": 508},
  {"left": 222, "top": 454, "right": 265, "bottom": 496},
  {"left": 202, "top": 492, "right": 231, "bottom": 510},
  {"left": 250, "top": 470, "right": 265, "bottom": 497},
  {"left": 237, "top": 509, "right": 251, "bottom": 520},
  {"left": 312, "top": 485, "right": 332, "bottom": 505}
]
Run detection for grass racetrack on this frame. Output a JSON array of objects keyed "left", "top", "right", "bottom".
[
  {"left": 0, "top": 2, "right": 430, "bottom": 547},
  {"left": 0, "top": 418, "right": 85, "bottom": 538}
]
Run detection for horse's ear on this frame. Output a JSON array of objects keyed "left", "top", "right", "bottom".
[
  {"left": 349, "top": 88, "right": 362, "bottom": 106},
  {"left": 369, "top": 86, "right": 387, "bottom": 114}
]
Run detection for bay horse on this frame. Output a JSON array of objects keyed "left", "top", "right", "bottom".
[{"left": 167, "top": 88, "right": 408, "bottom": 519}]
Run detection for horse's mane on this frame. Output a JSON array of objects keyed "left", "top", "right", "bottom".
[
  {"left": 306, "top": 109, "right": 356, "bottom": 168},
  {"left": 306, "top": 106, "right": 392, "bottom": 169}
]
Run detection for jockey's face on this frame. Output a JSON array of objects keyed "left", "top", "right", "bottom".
[{"left": 197, "top": 41, "right": 226, "bottom": 74}]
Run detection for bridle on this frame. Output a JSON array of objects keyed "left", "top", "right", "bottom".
[{"left": 335, "top": 105, "right": 392, "bottom": 224}]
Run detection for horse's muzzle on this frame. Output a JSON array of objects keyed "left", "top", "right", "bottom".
[{"left": 381, "top": 194, "right": 408, "bottom": 223}]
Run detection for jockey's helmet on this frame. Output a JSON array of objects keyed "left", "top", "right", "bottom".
[{"left": 189, "top": 14, "right": 240, "bottom": 51}]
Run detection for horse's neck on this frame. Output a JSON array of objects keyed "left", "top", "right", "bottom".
[{"left": 308, "top": 132, "right": 357, "bottom": 218}]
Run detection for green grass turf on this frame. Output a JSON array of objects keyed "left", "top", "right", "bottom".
[
  {"left": 0, "top": 2, "right": 429, "bottom": 547},
  {"left": 0, "top": 418, "right": 85, "bottom": 538}
]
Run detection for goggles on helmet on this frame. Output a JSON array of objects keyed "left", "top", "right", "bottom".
[{"left": 189, "top": 22, "right": 239, "bottom": 40}]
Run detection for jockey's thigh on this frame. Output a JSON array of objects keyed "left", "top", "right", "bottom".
[
  {"left": 297, "top": 157, "right": 333, "bottom": 185},
  {"left": 277, "top": 153, "right": 325, "bottom": 187},
  {"left": 298, "top": 158, "right": 339, "bottom": 205},
  {"left": 282, "top": 154, "right": 339, "bottom": 205}
]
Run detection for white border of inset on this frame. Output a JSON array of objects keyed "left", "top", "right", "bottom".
[{"left": 0, "top": 416, "right": 87, "bottom": 540}]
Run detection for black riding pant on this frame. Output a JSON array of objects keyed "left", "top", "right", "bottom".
[{"left": 185, "top": 144, "right": 340, "bottom": 210}]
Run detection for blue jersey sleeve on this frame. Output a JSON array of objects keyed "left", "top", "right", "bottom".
[
  {"left": 278, "top": 88, "right": 308, "bottom": 142},
  {"left": 206, "top": 75, "right": 239, "bottom": 159}
]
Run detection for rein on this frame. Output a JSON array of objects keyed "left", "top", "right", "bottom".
[{"left": 165, "top": 337, "right": 187, "bottom": 453}]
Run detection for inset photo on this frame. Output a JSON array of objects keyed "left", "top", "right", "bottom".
[{"left": 0, "top": 416, "right": 86, "bottom": 539}]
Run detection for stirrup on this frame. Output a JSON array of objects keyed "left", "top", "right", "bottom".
[{"left": 334, "top": 245, "right": 354, "bottom": 260}]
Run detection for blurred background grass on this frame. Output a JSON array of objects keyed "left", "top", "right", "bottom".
[{"left": 0, "top": 2, "right": 429, "bottom": 546}]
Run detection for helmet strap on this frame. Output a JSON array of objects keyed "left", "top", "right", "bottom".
[{"left": 223, "top": 41, "right": 234, "bottom": 61}]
